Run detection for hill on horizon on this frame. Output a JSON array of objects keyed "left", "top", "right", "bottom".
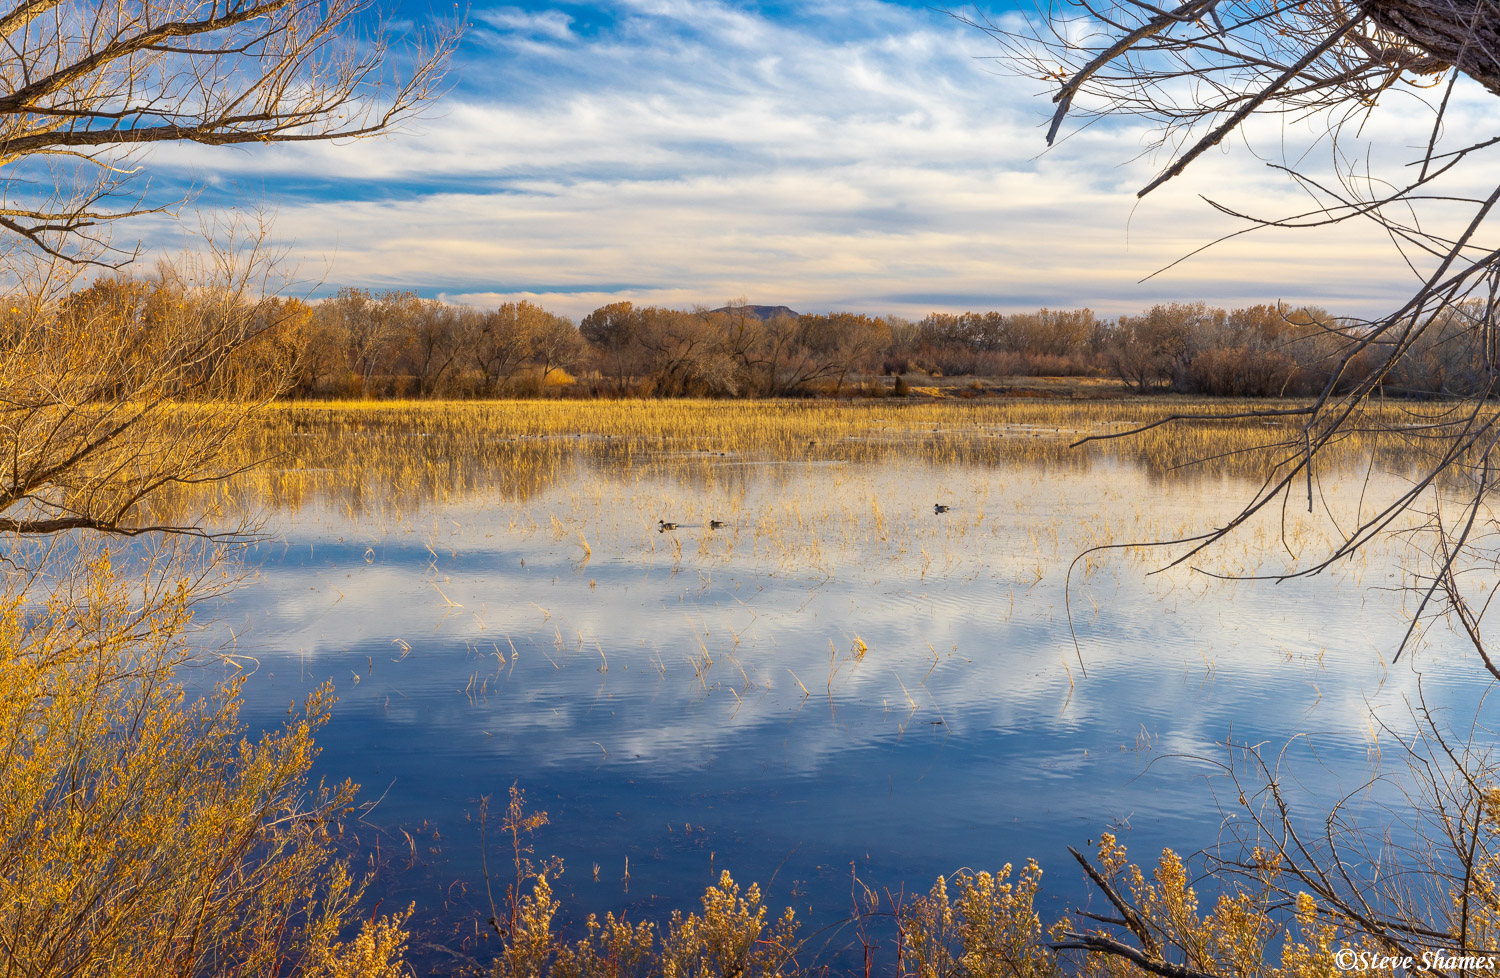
[{"left": 710, "top": 304, "right": 799, "bottom": 320}]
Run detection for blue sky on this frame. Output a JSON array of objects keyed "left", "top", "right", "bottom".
[{"left": 147, "top": 0, "right": 1482, "bottom": 319}]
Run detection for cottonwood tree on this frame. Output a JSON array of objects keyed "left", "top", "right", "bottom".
[
  {"left": 798, "top": 312, "right": 891, "bottom": 394},
  {"left": 0, "top": 0, "right": 460, "bottom": 530},
  {"left": 636, "top": 307, "right": 738, "bottom": 397},
  {"left": 520, "top": 305, "right": 585, "bottom": 389},
  {"left": 1003, "top": 308, "right": 1098, "bottom": 358},
  {"left": 472, "top": 301, "right": 550, "bottom": 394},
  {"left": 314, "top": 287, "right": 433, "bottom": 395},
  {"left": 985, "top": 2, "right": 1500, "bottom": 975},
  {"left": 1106, "top": 302, "right": 1211, "bottom": 392},
  {"left": 580, "top": 301, "right": 650, "bottom": 393},
  {"left": 720, "top": 309, "right": 844, "bottom": 396},
  {"left": 399, "top": 299, "right": 470, "bottom": 396}
]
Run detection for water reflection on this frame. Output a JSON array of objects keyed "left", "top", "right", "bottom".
[{"left": 214, "top": 420, "right": 1484, "bottom": 970}]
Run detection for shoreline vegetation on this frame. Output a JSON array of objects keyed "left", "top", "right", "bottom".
[
  {"left": 472, "top": 783, "right": 1411, "bottom": 978},
  {"left": 152, "top": 396, "right": 1466, "bottom": 535},
  {"left": 51, "top": 277, "right": 1486, "bottom": 404}
]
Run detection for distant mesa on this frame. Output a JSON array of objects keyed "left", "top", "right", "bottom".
[{"left": 711, "top": 304, "right": 799, "bottom": 320}]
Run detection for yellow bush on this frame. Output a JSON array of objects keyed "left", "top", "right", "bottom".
[{"left": 0, "top": 546, "right": 405, "bottom": 976}]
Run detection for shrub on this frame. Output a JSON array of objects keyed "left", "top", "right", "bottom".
[
  {"left": 0, "top": 548, "right": 411, "bottom": 976},
  {"left": 488, "top": 787, "right": 800, "bottom": 978}
]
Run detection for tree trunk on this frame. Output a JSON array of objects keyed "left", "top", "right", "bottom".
[{"left": 1360, "top": 0, "right": 1500, "bottom": 95}]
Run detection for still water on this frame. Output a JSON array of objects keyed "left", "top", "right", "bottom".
[{"left": 213, "top": 407, "right": 1484, "bottom": 968}]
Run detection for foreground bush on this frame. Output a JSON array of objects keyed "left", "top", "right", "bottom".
[
  {"left": 0, "top": 547, "right": 413, "bottom": 976},
  {"left": 482, "top": 805, "right": 1499, "bottom": 978}
]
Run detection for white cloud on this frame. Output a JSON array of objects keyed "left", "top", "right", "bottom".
[
  {"left": 148, "top": 0, "right": 1500, "bottom": 319},
  {"left": 475, "top": 7, "right": 575, "bottom": 40}
]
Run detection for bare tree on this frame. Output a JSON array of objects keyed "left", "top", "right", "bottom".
[
  {"left": 315, "top": 287, "right": 424, "bottom": 395},
  {"left": 798, "top": 312, "right": 890, "bottom": 394},
  {"left": 472, "top": 302, "right": 542, "bottom": 394},
  {"left": 637, "top": 307, "right": 738, "bottom": 396},
  {"left": 747, "top": 312, "right": 831, "bottom": 396},
  {"left": 0, "top": 0, "right": 458, "bottom": 263},
  {"left": 975, "top": 4, "right": 1500, "bottom": 977},
  {"left": 0, "top": 222, "right": 298, "bottom": 536},
  {"left": 0, "top": 1, "right": 458, "bottom": 969},
  {"left": 1106, "top": 303, "right": 1210, "bottom": 392},
  {"left": 580, "top": 301, "right": 649, "bottom": 394},
  {"left": 401, "top": 300, "right": 468, "bottom": 396},
  {"left": 981, "top": 0, "right": 1500, "bottom": 650},
  {"left": 527, "top": 308, "right": 585, "bottom": 386}
]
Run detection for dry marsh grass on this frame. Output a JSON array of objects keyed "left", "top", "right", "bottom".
[
  {"left": 140, "top": 397, "right": 1477, "bottom": 592},
  {"left": 188, "top": 397, "right": 1457, "bottom": 510}
]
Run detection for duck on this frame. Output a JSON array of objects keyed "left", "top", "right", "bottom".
[
  {"left": 709, "top": 519, "right": 726, "bottom": 529},
  {"left": 933, "top": 504, "right": 950, "bottom": 514},
  {"left": 658, "top": 520, "right": 678, "bottom": 531}
]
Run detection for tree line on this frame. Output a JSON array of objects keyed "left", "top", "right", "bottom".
[{"left": 45, "top": 277, "right": 1495, "bottom": 400}]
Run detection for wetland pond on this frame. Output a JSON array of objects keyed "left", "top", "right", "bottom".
[{"left": 207, "top": 400, "right": 1488, "bottom": 969}]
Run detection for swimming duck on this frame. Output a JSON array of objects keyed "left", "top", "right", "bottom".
[
  {"left": 709, "top": 519, "right": 726, "bottom": 529},
  {"left": 658, "top": 520, "right": 678, "bottom": 531},
  {"left": 933, "top": 504, "right": 950, "bottom": 514}
]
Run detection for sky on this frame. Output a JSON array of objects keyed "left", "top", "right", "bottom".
[{"left": 145, "top": 0, "right": 1496, "bottom": 320}]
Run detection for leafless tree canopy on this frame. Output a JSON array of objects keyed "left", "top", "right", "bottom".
[
  {"left": 0, "top": 222, "right": 303, "bottom": 536},
  {"left": 0, "top": 0, "right": 459, "bottom": 533},
  {"left": 0, "top": 0, "right": 459, "bottom": 261},
  {"left": 982, "top": 3, "right": 1500, "bottom": 976},
  {"left": 983, "top": 0, "right": 1500, "bottom": 653},
  {"left": 1366, "top": 0, "right": 1500, "bottom": 95}
]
